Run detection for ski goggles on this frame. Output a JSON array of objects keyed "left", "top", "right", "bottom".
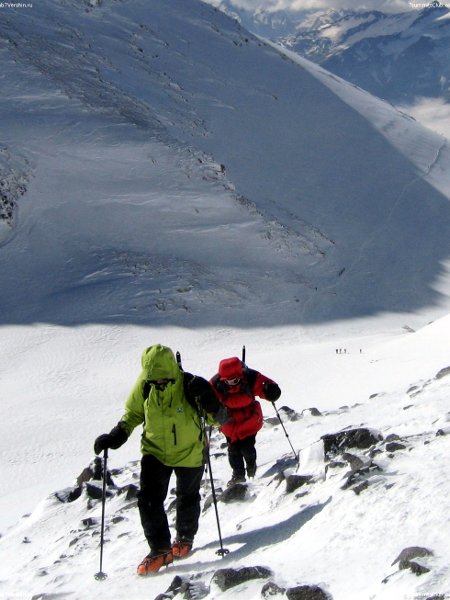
[
  {"left": 224, "top": 377, "right": 241, "bottom": 387},
  {"left": 147, "top": 378, "right": 175, "bottom": 390}
]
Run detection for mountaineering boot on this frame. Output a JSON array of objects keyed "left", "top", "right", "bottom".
[
  {"left": 227, "top": 471, "right": 246, "bottom": 487},
  {"left": 137, "top": 549, "right": 173, "bottom": 575},
  {"left": 246, "top": 461, "right": 257, "bottom": 478},
  {"left": 172, "top": 536, "right": 193, "bottom": 559}
]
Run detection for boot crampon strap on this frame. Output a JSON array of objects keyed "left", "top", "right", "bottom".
[{"left": 137, "top": 549, "right": 173, "bottom": 575}]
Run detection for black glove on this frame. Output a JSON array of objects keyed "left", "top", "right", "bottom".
[
  {"left": 94, "top": 422, "right": 128, "bottom": 455},
  {"left": 263, "top": 382, "right": 281, "bottom": 402},
  {"left": 187, "top": 375, "right": 211, "bottom": 397},
  {"left": 213, "top": 404, "right": 232, "bottom": 426},
  {"left": 187, "top": 376, "right": 220, "bottom": 414}
]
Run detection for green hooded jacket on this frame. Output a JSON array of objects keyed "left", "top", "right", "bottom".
[{"left": 120, "top": 345, "right": 205, "bottom": 467}]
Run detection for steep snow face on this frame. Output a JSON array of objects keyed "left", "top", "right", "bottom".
[{"left": 1, "top": 0, "right": 450, "bottom": 327}]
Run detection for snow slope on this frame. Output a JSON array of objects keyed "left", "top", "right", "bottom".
[
  {"left": 1, "top": 0, "right": 450, "bottom": 326},
  {"left": 1, "top": 318, "right": 450, "bottom": 600},
  {"left": 1, "top": 0, "right": 450, "bottom": 598}
]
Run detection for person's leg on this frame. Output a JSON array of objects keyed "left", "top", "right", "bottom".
[
  {"left": 137, "top": 454, "right": 173, "bottom": 552},
  {"left": 174, "top": 465, "right": 204, "bottom": 540},
  {"left": 240, "top": 435, "right": 257, "bottom": 477},
  {"left": 227, "top": 437, "right": 246, "bottom": 482}
]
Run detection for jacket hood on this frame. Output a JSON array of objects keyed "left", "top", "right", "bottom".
[
  {"left": 218, "top": 357, "right": 244, "bottom": 380},
  {"left": 141, "top": 345, "right": 180, "bottom": 381}
]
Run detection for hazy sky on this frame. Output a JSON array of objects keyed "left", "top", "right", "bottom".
[{"left": 221, "top": 0, "right": 422, "bottom": 13}]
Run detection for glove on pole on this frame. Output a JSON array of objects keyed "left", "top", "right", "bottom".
[{"left": 242, "top": 345, "right": 297, "bottom": 462}]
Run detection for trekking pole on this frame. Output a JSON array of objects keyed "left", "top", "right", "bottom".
[
  {"left": 242, "top": 345, "right": 298, "bottom": 463},
  {"left": 203, "top": 422, "right": 229, "bottom": 557},
  {"left": 94, "top": 448, "right": 108, "bottom": 581},
  {"left": 273, "top": 403, "right": 299, "bottom": 463}
]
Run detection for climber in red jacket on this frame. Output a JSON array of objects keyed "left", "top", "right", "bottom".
[{"left": 210, "top": 356, "right": 281, "bottom": 485}]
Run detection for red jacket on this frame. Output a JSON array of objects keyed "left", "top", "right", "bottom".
[{"left": 210, "top": 358, "right": 280, "bottom": 443}]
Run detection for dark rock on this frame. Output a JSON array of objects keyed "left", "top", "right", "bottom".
[
  {"left": 77, "top": 457, "right": 114, "bottom": 486},
  {"left": 77, "top": 466, "right": 96, "bottom": 486},
  {"left": 212, "top": 566, "right": 272, "bottom": 591},
  {"left": 278, "top": 406, "right": 300, "bottom": 421},
  {"left": 163, "top": 575, "right": 184, "bottom": 594},
  {"left": 325, "top": 461, "right": 346, "bottom": 473},
  {"left": 286, "top": 475, "right": 312, "bottom": 494},
  {"left": 203, "top": 488, "right": 224, "bottom": 511},
  {"left": 407, "top": 385, "right": 419, "bottom": 394},
  {"left": 220, "top": 483, "right": 247, "bottom": 503},
  {"left": 435, "top": 366, "right": 450, "bottom": 380},
  {"left": 118, "top": 483, "right": 138, "bottom": 500},
  {"left": 89, "top": 456, "right": 105, "bottom": 479},
  {"left": 341, "top": 462, "right": 381, "bottom": 491},
  {"left": 369, "top": 447, "right": 383, "bottom": 458},
  {"left": 436, "top": 427, "right": 450, "bottom": 436},
  {"left": 266, "top": 405, "right": 300, "bottom": 425},
  {"left": 409, "top": 561, "right": 431, "bottom": 576},
  {"left": 212, "top": 451, "right": 227, "bottom": 458},
  {"left": 111, "top": 515, "right": 125, "bottom": 524},
  {"left": 392, "top": 546, "right": 433, "bottom": 576},
  {"left": 85, "top": 482, "right": 112, "bottom": 501},
  {"left": 54, "top": 486, "right": 82, "bottom": 503},
  {"left": 82, "top": 517, "right": 97, "bottom": 529},
  {"left": 322, "top": 428, "right": 382, "bottom": 457},
  {"left": 342, "top": 452, "right": 365, "bottom": 470},
  {"left": 301, "top": 407, "right": 322, "bottom": 417},
  {"left": 184, "top": 581, "right": 209, "bottom": 599},
  {"left": 261, "top": 580, "right": 286, "bottom": 597},
  {"left": 352, "top": 480, "right": 369, "bottom": 495},
  {"left": 286, "top": 584, "right": 332, "bottom": 599},
  {"left": 262, "top": 456, "right": 299, "bottom": 477},
  {"left": 385, "top": 442, "right": 406, "bottom": 452},
  {"left": 392, "top": 546, "right": 434, "bottom": 567}
]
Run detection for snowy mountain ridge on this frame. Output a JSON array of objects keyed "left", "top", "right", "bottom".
[
  {"left": 211, "top": 2, "right": 450, "bottom": 105},
  {"left": 281, "top": 5, "right": 450, "bottom": 103},
  {"left": 1, "top": 0, "right": 450, "bottom": 326}
]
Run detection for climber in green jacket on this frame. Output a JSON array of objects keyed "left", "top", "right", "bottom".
[{"left": 94, "top": 344, "right": 228, "bottom": 576}]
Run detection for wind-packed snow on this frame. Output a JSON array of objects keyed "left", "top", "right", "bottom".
[{"left": 1, "top": 0, "right": 450, "bottom": 599}]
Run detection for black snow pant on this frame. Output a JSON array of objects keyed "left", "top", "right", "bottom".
[
  {"left": 227, "top": 435, "right": 257, "bottom": 477},
  {"left": 137, "top": 453, "right": 204, "bottom": 552}
]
